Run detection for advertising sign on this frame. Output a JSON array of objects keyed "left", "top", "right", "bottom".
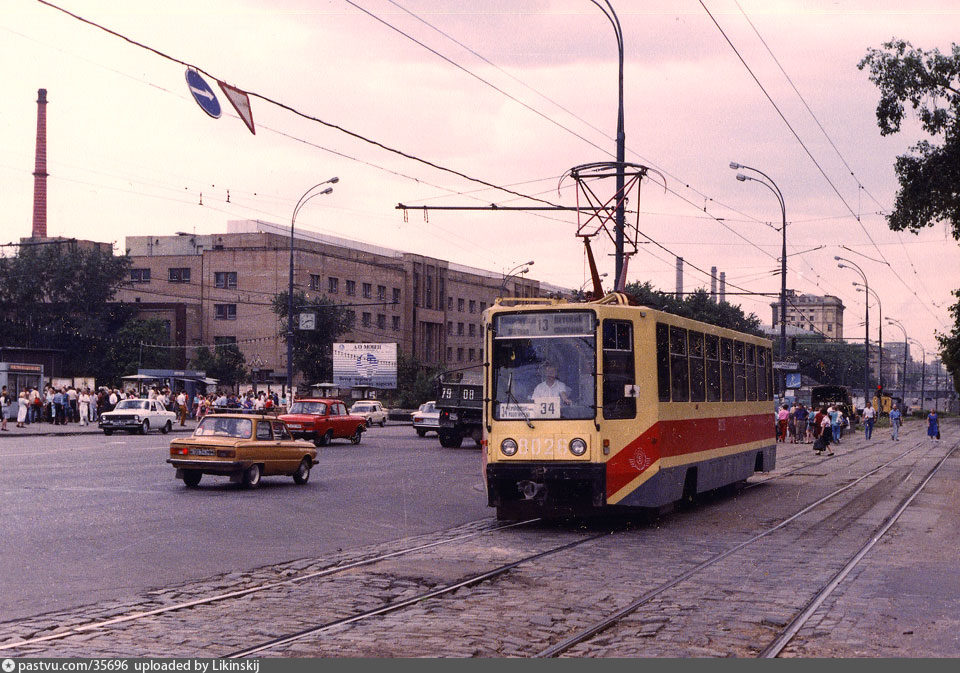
[{"left": 333, "top": 343, "right": 397, "bottom": 389}]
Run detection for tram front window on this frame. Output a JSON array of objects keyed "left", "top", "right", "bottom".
[{"left": 491, "top": 311, "right": 596, "bottom": 421}]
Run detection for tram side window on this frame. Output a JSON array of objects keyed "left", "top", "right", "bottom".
[
  {"left": 765, "top": 347, "right": 774, "bottom": 401},
  {"left": 656, "top": 323, "right": 670, "bottom": 402},
  {"left": 705, "top": 334, "right": 721, "bottom": 402},
  {"left": 720, "top": 338, "right": 734, "bottom": 401},
  {"left": 757, "top": 347, "right": 768, "bottom": 400},
  {"left": 670, "top": 325, "right": 689, "bottom": 402},
  {"left": 734, "top": 341, "right": 747, "bottom": 401},
  {"left": 746, "top": 343, "right": 757, "bottom": 401},
  {"left": 602, "top": 320, "right": 636, "bottom": 419},
  {"left": 688, "top": 331, "right": 706, "bottom": 402}
]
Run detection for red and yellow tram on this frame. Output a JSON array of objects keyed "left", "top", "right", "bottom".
[{"left": 482, "top": 292, "right": 776, "bottom": 519}]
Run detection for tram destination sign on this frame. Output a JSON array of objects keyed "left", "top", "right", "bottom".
[{"left": 495, "top": 311, "right": 594, "bottom": 338}]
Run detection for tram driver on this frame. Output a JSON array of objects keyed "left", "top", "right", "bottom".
[{"left": 531, "top": 362, "right": 573, "bottom": 407}]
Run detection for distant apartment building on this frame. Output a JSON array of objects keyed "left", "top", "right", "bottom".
[
  {"left": 116, "top": 220, "right": 554, "bottom": 388},
  {"left": 770, "top": 290, "right": 844, "bottom": 339}
]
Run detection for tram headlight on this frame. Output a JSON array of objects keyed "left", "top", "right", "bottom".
[
  {"left": 569, "top": 438, "right": 588, "bottom": 456},
  {"left": 500, "top": 438, "right": 518, "bottom": 456}
]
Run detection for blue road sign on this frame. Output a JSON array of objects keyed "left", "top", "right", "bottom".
[{"left": 185, "top": 69, "right": 221, "bottom": 119}]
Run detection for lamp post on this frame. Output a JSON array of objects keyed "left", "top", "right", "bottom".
[
  {"left": 287, "top": 177, "right": 339, "bottom": 398},
  {"left": 886, "top": 318, "right": 908, "bottom": 406},
  {"left": 730, "top": 162, "right": 786, "bottom": 398},
  {"left": 854, "top": 282, "right": 882, "bottom": 393},
  {"left": 907, "top": 337, "right": 926, "bottom": 414},
  {"left": 498, "top": 261, "right": 534, "bottom": 297},
  {"left": 835, "top": 256, "right": 870, "bottom": 404}
]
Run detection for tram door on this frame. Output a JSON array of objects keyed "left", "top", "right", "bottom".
[{"left": 601, "top": 320, "right": 636, "bottom": 422}]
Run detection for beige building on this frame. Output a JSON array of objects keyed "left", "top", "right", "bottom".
[
  {"left": 770, "top": 290, "right": 844, "bottom": 340},
  {"left": 117, "top": 220, "right": 554, "bottom": 387}
]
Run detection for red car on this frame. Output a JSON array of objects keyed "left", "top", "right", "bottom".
[{"left": 278, "top": 398, "right": 366, "bottom": 446}]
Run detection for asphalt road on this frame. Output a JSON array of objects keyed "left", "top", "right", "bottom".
[{"left": 0, "top": 424, "right": 489, "bottom": 621}]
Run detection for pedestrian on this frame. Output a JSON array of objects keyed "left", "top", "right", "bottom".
[
  {"left": 44, "top": 387, "right": 54, "bottom": 423},
  {"left": 889, "top": 404, "right": 902, "bottom": 441},
  {"left": 776, "top": 404, "right": 789, "bottom": 442},
  {"left": 78, "top": 389, "right": 90, "bottom": 426},
  {"left": 787, "top": 404, "right": 798, "bottom": 443},
  {"left": 17, "top": 389, "right": 29, "bottom": 428},
  {"left": 29, "top": 387, "right": 40, "bottom": 423},
  {"left": 67, "top": 385, "right": 79, "bottom": 423},
  {"left": 0, "top": 385, "right": 9, "bottom": 431},
  {"left": 176, "top": 390, "right": 187, "bottom": 426},
  {"left": 927, "top": 410, "right": 940, "bottom": 440},
  {"left": 862, "top": 402, "right": 876, "bottom": 440},
  {"left": 794, "top": 403, "right": 809, "bottom": 443},
  {"left": 52, "top": 388, "right": 66, "bottom": 425},
  {"left": 88, "top": 390, "right": 98, "bottom": 423},
  {"left": 817, "top": 408, "right": 835, "bottom": 455}
]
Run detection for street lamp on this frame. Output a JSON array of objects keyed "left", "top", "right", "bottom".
[
  {"left": 835, "top": 256, "right": 870, "bottom": 404},
  {"left": 580, "top": 272, "right": 608, "bottom": 294},
  {"left": 886, "top": 318, "right": 908, "bottom": 406},
  {"left": 288, "top": 177, "right": 339, "bottom": 399},
  {"left": 907, "top": 337, "right": 926, "bottom": 414},
  {"left": 730, "top": 161, "right": 787, "bottom": 398},
  {"left": 498, "top": 261, "right": 534, "bottom": 297},
  {"left": 854, "top": 282, "right": 882, "bottom": 393}
]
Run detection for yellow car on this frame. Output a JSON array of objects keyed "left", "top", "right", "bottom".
[{"left": 168, "top": 413, "right": 318, "bottom": 488}]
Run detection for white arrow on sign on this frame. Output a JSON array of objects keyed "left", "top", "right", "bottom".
[{"left": 189, "top": 85, "right": 216, "bottom": 101}]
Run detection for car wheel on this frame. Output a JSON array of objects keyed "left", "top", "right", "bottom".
[
  {"left": 161, "top": 421, "right": 172, "bottom": 434},
  {"left": 365, "top": 418, "right": 371, "bottom": 428},
  {"left": 140, "top": 420, "right": 150, "bottom": 435},
  {"left": 319, "top": 430, "right": 333, "bottom": 446},
  {"left": 243, "top": 464, "right": 261, "bottom": 488},
  {"left": 379, "top": 418, "right": 386, "bottom": 427},
  {"left": 416, "top": 428, "right": 426, "bottom": 437},
  {"left": 293, "top": 458, "right": 311, "bottom": 485},
  {"left": 439, "top": 430, "right": 463, "bottom": 448},
  {"left": 182, "top": 470, "right": 202, "bottom": 488},
  {"left": 103, "top": 429, "right": 113, "bottom": 436},
  {"left": 350, "top": 427, "right": 363, "bottom": 444}
]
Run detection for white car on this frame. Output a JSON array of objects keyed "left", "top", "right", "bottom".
[
  {"left": 349, "top": 401, "right": 388, "bottom": 427},
  {"left": 99, "top": 399, "right": 177, "bottom": 435},
  {"left": 412, "top": 401, "right": 440, "bottom": 437}
]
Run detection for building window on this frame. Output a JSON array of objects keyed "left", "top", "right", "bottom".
[
  {"left": 469, "top": 300, "right": 476, "bottom": 314},
  {"left": 447, "top": 347, "right": 453, "bottom": 360},
  {"left": 392, "top": 316, "right": 401, "bottom": 331},
  {"left": 469, "top": 348, "right": 476, "bottom": 361},
  {"left": 309, "top": 274, "right": 321, "bottom": 291},
  {"left": 363, "top": 283, "right": 372, "bottom": 299},
  {"left": 328, "top": 277, "right": 339, "bottom": 294},
  {"left": 458, "top": 322, "right": 464, "bottom": 336},
  {"left": 362, "top": 312, "right": 371, "bottom": 327},
  {"left": 214, "top": 304, "right": 237, "bottom": 320},
  {"left": 346, "top": 280, "right": 356, "bottom": 296},
  {"left": 458, "top": 298, "right": 464, "bottom": 312},
  {"left": 447, "top": 321, "right": 453, "bottom": 335},
  {"left": 130, "top": 268, "right": 151, "bottom": 283},
  {"left": 480, "top": 301, "right": 487, "bottom": 312},
  {"left": 393, "top": 288, "right": 401, "bottom": 304},
  {"left": 377, "top": 285, "right": 386, "bottom": 301},
  {"left": 447, "top": 296, "right": 453, "bottom": 310},
  {"left": 214, "top": 336, "right": 237, "bottom": 345},
  {"left": 168, "top": 267, "right": 190, "bottom": 283},
  {"left": 457, "top": 347, "right": 464, "bottom": 362},
  {"left": 827, "top": 323, "right": 833, "bottom": 332},
  {"left": 214, "top": 271, "right": 237, "bottom": 289},
  {"left": 426, "top": 276, "right": 433, "bottom": 308},
  {"left": 377, "top": 314, "right": 386, "bottom": 330},
  {"left": 469, "top": 323, "right": 476, "bottom": 337}
]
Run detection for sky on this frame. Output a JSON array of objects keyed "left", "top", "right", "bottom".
[{"left": 1, "top": 0, "right": 958, "bottom": 358}]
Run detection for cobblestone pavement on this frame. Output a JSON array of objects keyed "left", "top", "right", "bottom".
[{"left": 1, "top": 419, "right": 956, "bottom": 658}]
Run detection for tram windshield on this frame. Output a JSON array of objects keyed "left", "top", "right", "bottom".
[{"left": 491, "top": 311, "right": 596, "bottom": 421}]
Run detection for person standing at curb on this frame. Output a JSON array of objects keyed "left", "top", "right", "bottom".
[
  {"left": 862, "top": 402, "right": 876, "bottom": 440},
  {"left": 0, "top": 385, "right": 9, "bottom": 431},
  {"left": 17, "top": 389, "right": 29, "bottom": 428},
  {"left": 78, "top": 389, "right": 90, "bottom": 427},
  {"left": 889, "top": 404, "right": 902, "bottom": 441}
]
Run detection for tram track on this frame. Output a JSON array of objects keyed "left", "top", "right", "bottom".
[{"left": 2, "top": 429, "right": 948, "bottom": 658}]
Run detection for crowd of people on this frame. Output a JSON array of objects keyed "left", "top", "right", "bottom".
[{"left": 0, "top": 384, "right": 288, "bottom": 431}]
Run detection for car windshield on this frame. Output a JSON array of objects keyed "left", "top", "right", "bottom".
[
  {"left": 116, "top": 400, "right": 149, "bottom": 410},
  {"left": 352, "top": 405, "right": 371, "bottom": 412},
  {"left": 193, "top": 417, "right": 253, "bottom": 438},
  {"left": 289, "top": 401, "right": 327, "bottom": 415},
  {"left": 492, "top": 311, "right": 596, "bottom": 421}
]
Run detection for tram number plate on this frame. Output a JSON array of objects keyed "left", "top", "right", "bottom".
[{"left": 513, "top": 437, "right": 578, "bottom": 458}]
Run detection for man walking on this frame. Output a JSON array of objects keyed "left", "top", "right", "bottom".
[
  {"left": 862, "top": 402, "right": 876, "bottom": 440},
  {"left": 889, "top": 404, "right": 902, "bottom": 441}
]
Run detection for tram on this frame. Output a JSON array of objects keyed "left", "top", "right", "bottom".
[{"left": 482, "top": 292, "right": 777, "bottom": 519}]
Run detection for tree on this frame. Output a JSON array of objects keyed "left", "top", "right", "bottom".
[
  {"left": 271, "top": 291, "right": 354, "bottom": 385},
  {"left": 860, "top": 40, "right": 960, "bottom": 395},
  {"left": 388, "top": 351, "right": 447, "bottom": 409},
  {"left": 190, "top": 344, "right": 247, "bottom": 389},
  {"left": 792, "top": 335, "right": 866, "bottom": 388},
  {"left": 621, "top": 282, "right": 764, "bottom": 336}
]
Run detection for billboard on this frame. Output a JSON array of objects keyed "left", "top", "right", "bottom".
[{"left": 333, "top": 343, "right": 397, "bottom": 389}]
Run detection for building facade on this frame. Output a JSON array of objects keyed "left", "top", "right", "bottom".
[
  {"left": 770, "top": 290, "right": 844, "bottom": 339},
  {"left": 116, "top": 220, "right": 550, "bottom": 388}
]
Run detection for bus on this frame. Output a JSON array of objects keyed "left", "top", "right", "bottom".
[{"left": 483, "top": 293, "right": 776, "bottom": 519}]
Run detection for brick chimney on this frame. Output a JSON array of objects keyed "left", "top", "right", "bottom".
[{"left": 32, "top": 88, "right": 48, "bottom": 239}]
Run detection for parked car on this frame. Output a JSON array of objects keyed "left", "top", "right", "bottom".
[
  {"left": 348, "top": 400, "right": 388, "bottom": 427},
  {"left": 278, "top": 398, "right": 366, "bottom": 446},
  {"left": 412, "top": 401, "right": 440, "bottom": 437},
  {"left": 168, "top": 413, "right": 317, "bottom": 488},
  {"left": 99, "top": 398, "right": 176, "bottom": 435}
]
